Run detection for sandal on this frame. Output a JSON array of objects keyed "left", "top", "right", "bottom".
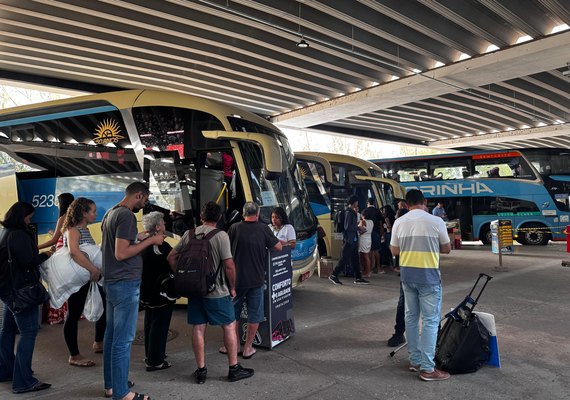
[
  {"left": 131, "top": 393, "right": 151, "bottom": 400},
  {"left": 69, "top": 358, "right": 96, "bottom": 367}
]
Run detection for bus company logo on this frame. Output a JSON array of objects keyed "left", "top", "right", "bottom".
[
  {"left": 93, "top": 119, "right": 125, "bottom": 145},
  {"left": 408, "top": 182, "right": 494, "bottom": 196}
]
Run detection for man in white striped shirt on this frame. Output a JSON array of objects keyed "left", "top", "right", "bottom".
[{"left": 390, "top": 189, "right": 451, "bottom": 382}]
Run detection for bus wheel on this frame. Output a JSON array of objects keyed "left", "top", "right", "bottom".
[
  {"left": 519, "top": 223, "right": 550, "bottom": 246},
  {"left": 480, "top": 225, "right": 492, "bottom": 245}
]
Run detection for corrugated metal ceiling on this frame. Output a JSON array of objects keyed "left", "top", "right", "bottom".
[{"left": 0, "top": 0, "right": 569, "bottom": 151}]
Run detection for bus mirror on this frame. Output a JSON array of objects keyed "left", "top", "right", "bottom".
[{"left": 202, "top": 130, "right": 283, "bottom": 179}]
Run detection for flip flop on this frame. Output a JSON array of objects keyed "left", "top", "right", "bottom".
[
  {"left": 218, "top": 348, "right": 228, "bottom": 355},
  {"left": 242, "top": 351, "right": 256, "bottom": 359},
  {"left": 69, "top": 359, "right": 96, "bottom": 367}
]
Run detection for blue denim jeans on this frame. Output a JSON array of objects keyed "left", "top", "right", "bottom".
[
  {"left": 103, "top": 280, "right": 141, "bottom": 399},
  {"left": 402, "top": 282, "right": 442, "bottom": 372},
  {"left": 0, "top": 301, "right": 40, "bottom": 393}
]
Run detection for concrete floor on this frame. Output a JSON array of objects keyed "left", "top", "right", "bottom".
[{"left": 1, "top": 242, "right": 569, "bottom": 400}]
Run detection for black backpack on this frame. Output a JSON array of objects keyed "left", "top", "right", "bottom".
[{"left": 174, "top": 228, "right": 221, "bottom": 298}]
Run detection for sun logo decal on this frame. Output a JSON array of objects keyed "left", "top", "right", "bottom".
[
  {"left": 299, "top": 165, "right": 309, "bottom": 179},
  {"left": 93, "top": 119, "right": 125, "bottom": 145}
]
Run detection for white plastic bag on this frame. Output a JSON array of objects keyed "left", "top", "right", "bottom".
[
  {"left": 83, "top": 282, "right": 104, "bottom": 322},
  {"left": 40, "top": 244, "right": 102, "bottom": 308}
]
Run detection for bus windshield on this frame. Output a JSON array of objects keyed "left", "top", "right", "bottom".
[{"left": 240, "top": 141, "right": 316, "bottom": 239}]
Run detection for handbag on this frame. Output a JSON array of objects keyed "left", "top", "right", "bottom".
[{"left": 7, "top": 232, "right": 50, "bottom": 314}]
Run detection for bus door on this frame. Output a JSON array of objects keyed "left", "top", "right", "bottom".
[
  {"left": 295, "top": 154, "right": 333, "bottom": 256},
  {"left": 143, "top": 150, "right": 196, "bottom": 237},
  {"left": 202, "top": 130, "right": 286, "bottom": 225}
]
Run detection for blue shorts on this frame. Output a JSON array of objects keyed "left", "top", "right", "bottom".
[
  {"left": 187, "top": 296, "right": 235, "bottom": 326},
  {"left": 233, "top": 286, "right": 265, "bottom": 324}
]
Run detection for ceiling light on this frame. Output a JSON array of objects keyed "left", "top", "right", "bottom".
[
  {"left": 516, "top": 35, "right": 533, "bottom": 44},
  {"left": 536, "top": 122, "right": 546, "bottom": 127},
  {"left": 485, "top": 44, "right": 500, "bottom": 53},
  {"left": 434, "top": 61, "right": 445, "bottom": 68},
  {"left": 296, "top": 39, "right": 309, "bottom": 48},
  {"left": 458, "top": 53, "right": 471, "bottom": 61},
  {"left": 521, "top": 125, "right": 530, "bottom": 129},
  {"left": 391, "top": 75, "right": 399, "bottom": 81},
  {"left": 412, "top": 68, "right": 422, "bottom": 74},
  {"left": 551, "top": 24, "right": 569, "bottom": 34}
]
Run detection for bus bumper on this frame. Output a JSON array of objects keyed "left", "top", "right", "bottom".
[{"left": 292, "top": 247, "right": 319, "bottom": 288}]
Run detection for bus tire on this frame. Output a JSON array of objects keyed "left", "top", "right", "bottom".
[
  {"left": 480, "top": 224, "right": 492, "bottom": 245},
  {"left": 519, "top": 223, "right": 550, "bottom": 246}
]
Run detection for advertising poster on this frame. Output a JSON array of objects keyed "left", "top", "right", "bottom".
[{"left": 238, "top": 247, "right": 294, "bottom": 350}]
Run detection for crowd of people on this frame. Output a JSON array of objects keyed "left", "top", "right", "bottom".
[
  {"left": 0, "top": 182, "right": 296, "bottom": 398},
  {"left": 0, "top": 181, "right": 452, "bottom": 397}
]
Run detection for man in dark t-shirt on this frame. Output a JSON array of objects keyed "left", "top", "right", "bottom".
[
  {"left": 101, "top": 182, "right": 164, "bottom": 400},
  {"left": 227, "top": 202, "right": 281, "bottom": 359}
]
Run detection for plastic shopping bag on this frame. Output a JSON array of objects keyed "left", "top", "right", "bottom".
[{"left": 83, "top": 282, "right": 104, "bottom": 322}]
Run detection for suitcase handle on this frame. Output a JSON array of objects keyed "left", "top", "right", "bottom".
[
  {"left": 446, "top": 273, "right": 493, "bottom": 321},
  {"left": 468, "top": 273, "right": 493, "bottom": 304}
]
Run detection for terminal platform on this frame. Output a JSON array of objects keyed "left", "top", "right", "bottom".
[{"left": 1, "top": 242, "right": 568, "bottom": 399}]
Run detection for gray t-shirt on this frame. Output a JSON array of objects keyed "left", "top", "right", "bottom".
[
  {"left": 101, "top": 206, "right": 142, "bottom": 283},
  {"left": 174, "top": 225, "right": 232, "bottom": 298}
]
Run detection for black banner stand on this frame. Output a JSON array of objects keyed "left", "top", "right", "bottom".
[{"left": 238, "top": 247, "right": 295, "bottom": 349}]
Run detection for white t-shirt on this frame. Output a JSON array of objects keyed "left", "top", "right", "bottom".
[
  {"left": 359, "top": 219, "right": 374, "bottom": 253},
  {"left": 269, "top": 224, "right": 296, "bottom": 244}
]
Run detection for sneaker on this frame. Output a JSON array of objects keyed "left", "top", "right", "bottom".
[
  {"left": 387, "top": 334, "right": 406, "bottom": 347},
  {"left": 354, "top": 278, "right": 370, "bottom": 284},
  {"left": 228, "top": 363, "right": 254, "bottom": 382},
  {"left": 408, "top": 364, "right": 420, "bottom": 372},
  {"left": 194, "top": 367, "right": 207, "bottom": 384},
  {"left": 378, "top": 269, "right": 386, "bottom": 274},
  {"left": 419, "top": 368, "right": 450, "bottom": 381},
  {"left": 329, "top": 275, "right": 343, "bottom": 285}
]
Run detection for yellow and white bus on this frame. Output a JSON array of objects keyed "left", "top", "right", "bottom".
[
  {"left": 295, "top": 152, "right": 405, "bottom": 259},
  {"left": 0, "top": 90, "right": 318, "bottom": 287}
]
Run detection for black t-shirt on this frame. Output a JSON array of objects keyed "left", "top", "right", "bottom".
[
  {"left": 140, "top": 242, "right": 174, "bottom": 307},
  {"left": 228, "top": 221, "right": 279, "bottom": 289}
]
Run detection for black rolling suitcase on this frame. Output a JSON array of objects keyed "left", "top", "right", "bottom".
[{"left": 435, "top": 273, "right": 493, "bottom": 374}]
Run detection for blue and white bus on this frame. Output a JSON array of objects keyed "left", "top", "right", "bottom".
[{"left": 373, "top": 149, "right": 570, "bottom": 245}]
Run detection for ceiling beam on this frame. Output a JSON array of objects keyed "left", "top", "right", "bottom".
[
  {"left": 429, "top": 124, "right": 570, "bottom": 148},
  {"left": 272, "top": 31, "right": 570, "bottom": 128}
]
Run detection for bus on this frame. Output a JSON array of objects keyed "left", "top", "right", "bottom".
[
  {"left": 295, "top": 152, "right": 405, "bottom": 259},
  {"left": 0, "top": 90, "right": 318, "bottom": 287},
  {"left": 373, "top": 148, "right": 570, "bottom": 245}
]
